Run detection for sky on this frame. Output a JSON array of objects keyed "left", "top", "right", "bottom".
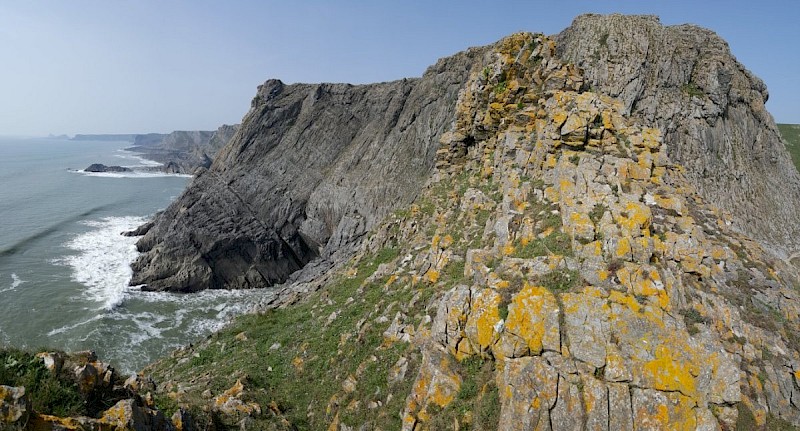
[{"left": 0, "top": 1, "right": 797, "bottom": 136}]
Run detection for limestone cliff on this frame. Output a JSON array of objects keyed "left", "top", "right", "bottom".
[
  {"left": 129, "top": 15, "right": 800, "bottom": 296},
  {"left": 141, "top": 29, "right": 800, "bottom": 430},
  {"left": 130, "top": 49, "right": 489, "bottom": 292},
  {"left": 556, "top": 14, "right": 800, "bottom": 263}
]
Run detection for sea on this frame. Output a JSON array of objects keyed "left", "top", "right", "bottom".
[{"left": 0, "top": 137, "right": 268, "bottom": 373}]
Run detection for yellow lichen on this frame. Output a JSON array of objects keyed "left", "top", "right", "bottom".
[
  {"left": 504, "top": 284, "right": 554, "bottom": 354},
  {"left": 642, "top": 345, "right": 696, "bottom": 398}
]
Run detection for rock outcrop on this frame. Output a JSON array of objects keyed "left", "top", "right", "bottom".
[
  {"left": 142, "top": 26, "right": 800, "bottom": 430},
  {"left": 555, "top": 14, "right": 800, "bottom": 263},
  {"left": 130, "top": 49, "right": 490, "bottom": 292},
  {"left": 83, "top": 163, "right": 132, "bottom": 173},
  {"left": 0, "top": 350, "right": 189, "bottom": 431}
]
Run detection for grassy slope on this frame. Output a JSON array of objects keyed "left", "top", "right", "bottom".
[
  {"left": 779, "top": 124, "right": 800, "bottom": 170},
  {"left": 145, "top": 171, "right": 512, "bottom": 430}
]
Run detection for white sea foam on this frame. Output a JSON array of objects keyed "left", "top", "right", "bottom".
[
  {"left": 56, "top": 216, "right": 144, "bottom": 310},
  {"left": 51, "top": 214, "right": 273, "bottom": 372},
  {"left": 114, "top": 149, "right": 164, "bottom": 167},
  {"left": 69, "top": 169, "right": 192, "bottom": 179},
  {"left": 0, "top": 273, "right": 24, "bottom": 294},
  {"left": 46, "top": 314, "right": 105, "bottom": 336}
]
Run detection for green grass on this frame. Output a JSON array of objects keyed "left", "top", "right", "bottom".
[
  {"left": 681, "top": 82, "right": 704, "bottom": 98},
  {"left": 426, "top": 356, "right": 499, "bottom": 430},
  {"left": 0, "top": 348, "right": 85, "bottom": 417},
  {"left": 146, "top": 246, "right": 428, "bottom": 429},
  {"left": 536, "top": 269, "right": 583, "bottom": 293},
  {"left": 779, "top": 124, "right": 800, "bottom": 172}
]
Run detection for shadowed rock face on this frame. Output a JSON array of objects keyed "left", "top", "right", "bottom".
[
  {"left": 555, "top": 14, "right": 800, "bottom": 261},
  {"left": 130, "top": 48, "right": 490, "bottom": 292}
]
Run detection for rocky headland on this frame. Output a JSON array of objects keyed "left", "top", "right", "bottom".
[
  {"left": 76, "top": 125, "right": 239, "bottom": 176},
  {"left": 125, "top": 125, "right": 240, "bottom": 174},
  {"left": 4, "top": 13, "right": 800, "bottom": 431}
]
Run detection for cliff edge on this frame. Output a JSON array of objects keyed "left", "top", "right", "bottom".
[
  {"left": 129, "top": 15, "right": 800, "bottom": 294},
  {"left": 142, "top": 29, "right": 800, "bottom": 430},
  {"left": 130, "top": 48, "right": 490, "bottom": 292}
]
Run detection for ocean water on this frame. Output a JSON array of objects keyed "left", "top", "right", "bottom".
[{"left": 0, "top": 137, "right": 268, "bottom": 373}]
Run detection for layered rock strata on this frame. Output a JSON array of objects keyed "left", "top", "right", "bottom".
[{"left": 130, "top": 50, "right": 489, "bottom": 292}]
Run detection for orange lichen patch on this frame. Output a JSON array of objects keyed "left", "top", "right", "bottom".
[
  {"left": 601, "top": 110, "right": 614, "bottom": 130},
  {"left": 539, "top": 226, "right": 555, "bottom": 238},
  {"left": 654, "top": 194, "right": 682, "bottom": 215},
  {"left": 608, "top": 290, "right": 641, "bottom": 313},
  {"left": 513, "top": 197, "right": 529, "bottom": 212},
  {"left": 640, "top": 128, "right": 661, "bottom": 149},
  {"left": 616, "top": 236, "right": 632, "bottom": 258},
  {"left": 617, "top": 201, "right": 652, "bottom": 233},
  {"left": 501, "top": 243, "right": 516, "bottom": 256},
  {"left": 544, "top": 186, "right": 560, "bottom": 201},
  {"left": 466, "top": 289, "right": 501, "bottom": 349},
  {"left": 545, "top": 153, "right": 558, "bottom": 168},
  {"left": 619, "top": 160, "right": 650, "bottom": 181},
  {"left": 584, "top": 240, "right": 603, "bottom": 257},
  {"left": 441, "top": 235, "right": 454, "bottom": 250},
  {"left": 598, "top": 269, "right": 610, "bottom": 281},
  {"left": 568, "top": 212, "right": 594, "bottom": 239},
  {"left": 615, "top": 265, "right": 671, "bottom": 311},
  {"left": 643, "top": 345, "right": 697, "bottom": 398},
  {"left": 552, "top": 111, "right": 568, "bottom": 128},
  {"left": 504, "top": 284, "right": 556, "bottom": 354},
  {"left": 559, "top": 178, "right": 574, "bottom": 194},
  {"left": 635, "top": 392, "right": 697, "bottom": 431},
  {"left": 431, "top": 363, "right": 460, "bottom": 407},
  {"left": 424, "top": 269, "right": 440, "bottom": 284}
]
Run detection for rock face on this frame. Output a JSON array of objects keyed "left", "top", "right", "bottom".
[
  {"left": 555, "top": 14, "right": 800, "bottom": 262},
  {"left": 130, "top": 49, "right": 489, "bottom": 292},
  {"left": 392, "top": 32, "right": 800, "bottom": 430}
]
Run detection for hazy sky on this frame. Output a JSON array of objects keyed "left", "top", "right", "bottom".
[{"left": 0, "top": 1, "right": 797, "bottom": 136}]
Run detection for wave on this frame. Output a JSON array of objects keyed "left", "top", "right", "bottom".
[
  {"left": 46, "top": 314, "right": 105, "bottom": 336},
  {"left": 55, "top": 216, "right": 146, "bottom": 310},
  {"left": 0, "top": 273, "right": 25, "bottom": 294},
  {"left": 68, "top": 169, "right": 192, "bottom": 179},
  {"left": 0, "top": 204, "right": 117, "bottom": 257},
  {"left": 114, "top": 149, "right": 164, "bottom": 168}
]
